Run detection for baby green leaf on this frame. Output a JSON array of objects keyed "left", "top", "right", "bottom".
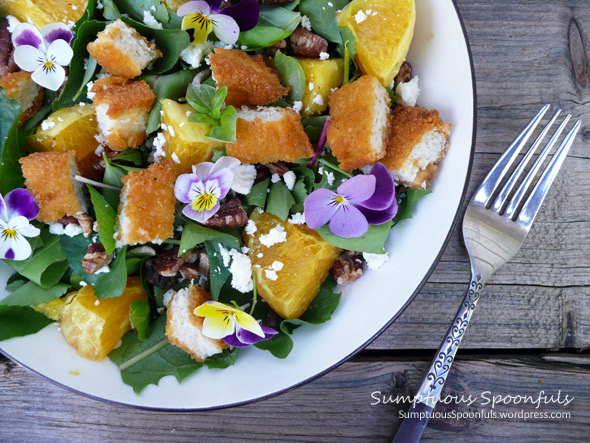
[
  {"left": 115, "top": 0, "right": 169, "bottom": 23},
  {"left": 205, "top": 240, "right": 233, "bottom": 300},
  {"left": 266, "top": 181, "right": 296, "bottom": 220},
  {"left": 317, "top": 221, "right": 394, "bottom": 254},
  {"left": 258, "top": 4, "right": 301, "bottom": 32},
  {"left": 101, "top": 0, "right": 121, "bottom": 20},
  {"left": 189, "top": 112, "right": 218, "bottom": 126},
  {"left": 186, "top": 84, "right": 217, "bottom": 114},
  {"left": 179, "top": 221, "right": 241, "bottom": 256},
  {"left": 0, "top": 89, "right": 25, "bottom": 194},
  {"left": 93, "top": 247, "right": 128, "bottom": 299},
  {"left": 246, "top": 179, "right": 270, "bottom": 208},
  {"left": 274, "top": 51, "right": 306, "bottom": 101},
  {"left": 254, "top": 331, "right": 293, "bottom": 359},
  {"left": 237, "top": 26, "right": 292, "bottom": 51},
  {"left": 129, "top": 299, "right": 151, "bottom": 341},
  {"left": 300, "top": 0, "right": 349, "bottom": 44},
  {"left": 211, "top": 86, "right": 228, "bottom": 120},
  {"left": 109, "top": 315, "right": 204, "bottom": 393},
  {"left": 87, "top": 185, "right": 117, "bottom": 254},
  {"left": 0, "top": 282, "right": 70, "bottom": 307},
  {"left": 0, "top": 306, "right": 53, "bottom": 341},
  {"left": 205, "top": 348, "right": 238, "bottom": 369},
  {"left": 206, "top": 105, "right": 237, "bottom": 143}
]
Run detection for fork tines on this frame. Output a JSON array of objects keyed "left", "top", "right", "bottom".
[{"left": 473, "top": 104, "right": 582, "bottom": 226}]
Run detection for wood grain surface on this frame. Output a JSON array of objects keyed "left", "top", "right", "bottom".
[{"left": 2, "top": 0, "right": 590, "bottom": 441}]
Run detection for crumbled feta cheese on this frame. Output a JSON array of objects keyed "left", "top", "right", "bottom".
[
  {"left": 300, "top": 15, "right": 312, "bottom": 31},
  {"left": 151, "top": 132, "right": 167, "bottom": 163},
  {"left": 167, "top": 125, "right": 175, "bottom": 137},
  {"left": 179, "top": 122, "right": 185, "bottom": 127},
  {"left": 292, "top": 101, "right": 303, "bottom": 113},
  {"left": 241, "top": 246, "right": 250, "bottom": 254},
  {"left": 175, "top": 225, "right": 184, "bottom": 233},
  {"left": 94, "top": 144, "right": 105, "bottom": 156},
  {"left": 259, "top": 225, "right": 287, "bottom": 247},
  {"left": 228, "top": 249, "right": 254, "bottom": 292},
  {"left": 219, "top": 245, "right": 231, "bottom": 267},
  {"left": 94, "top": 299, "right": 100, "bottom": 306},
  {"left": 71, "top": 4, "right": 78, "bottom": 10},
  {"left": 328, "top": 1, "right": 334, "bottom": 6},
  {"left": 245, "top": 220, "right": 257, "bottom": 235},
  {"left": 257, "top": 252, "right": 264, "bottom": 258},
  {"left": 171, "top": 153, "right": 181, "bottom": 164},
  {"left": 289, "top": 212, "right": 306, "bottom": 225},
  {"left": 231, "top": 164, "right": 256, "bottom": 194},
  {"left": 325, "top": 171, "right": 335, "bottom": 185},
  {"left": 180, "top": 41, "right": 214, "bottom": 69},
  {"left": 162, "top": 289, "right": 175, "bottom": 307},
  {"left": 271, "top": 173, "right": 281, "bottom": 183},
  {"left": 41, "top": 120, "right": 56, "bottom": 131},
  {"left": 48, "top": 222, "right": 83, "bottom": 237},
  {"left": 395, "top": 76, "right": 421, "bottom": 107},
  {"left": 78, "top": 102, "right": 86, "bottom": 107},
  {"left": 308, "top": 82, "right": 315, "bottom": 91},
  {"left": 265, "top": 269, "right": 278, "bottom": 281},
  {"left": 283, "top": 170, "right": 296, "bottom": 191},
  {"left": 363, "top": 252, "right": 389, "bottom": 270},
  {"left": 312, "top": 94, "right": 324, "bottom": 106},
  {"left": 80, "top": 281, "right": 88, "bottom": 287},
  {"left": 186, "top": 110, "right": 192, "bottom": 117},
  {"left": 95, "top": 265, "right": 111, "bottom": 274},
  {"left": 271, "top": 261, "right": 284, "bottom": 271},
  {"left": 319, "top": 52, "right": 330, "bottom": 61},
  {"left": 355, "top": 10, "right": 367, "bottom": 23},
  {"left": 143, "top": 11, "right": 162, "bottom": 29}
]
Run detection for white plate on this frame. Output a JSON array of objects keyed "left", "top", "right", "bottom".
[{"left": 0, "top": 0, "right": 476, "bottom": 410}]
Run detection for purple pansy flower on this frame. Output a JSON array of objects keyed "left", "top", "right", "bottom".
[
  {"left": 177, "top": 0, "right": 260, "bottom": 45},
  {"left": 304, "top": 163, "right": 398, "bottom": 238},
  {"left": 11, "top": 22, "right": 73, "bottom": 91},
  {"left": 0, "top": 189, "right": 41, "bottom": 261},
  {"left": 175, "top": 156, "right": 255, "bottom": 223},
  {"left": 223, "top": 323, "right": 278, "bottom": 348}
]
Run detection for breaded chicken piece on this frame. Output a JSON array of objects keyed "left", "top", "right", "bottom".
[
  {"left": 19, "top": 151, "right": 88, "bottom": 223},
  {"left": 91, "top": 76, "right": 155, "bottom": 151},
  {"left": 87, "top": 19, "right": 162, "bottom": 79},
  {"left": 327, "top": 75, "right": 391, "bottom": 172},
  {"left": 165, "top": 285, "right": 228, "bottom": 362},
  {"left": 115, "top": 161, "right": 176, "bottom": 247},
  {"left": 381, "top": 105, "right": 451, "bottom": 189},
  {"left": 226, "top": 106, "right": 314, "bottom": 164},
  {"left": 0, "top": 71, "right": 43, "bottom": 127},
  {"left": 209, "top": 48, "right": 290, "bottom": 107}
]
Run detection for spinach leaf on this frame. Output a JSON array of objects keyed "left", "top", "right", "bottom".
[
  {"left": 102, "top": 154, "right": 140, "bottom": 208},
  {"left": 87, "top": 185, "right": 117, "bottom": 254},
  {"left": 237, "top": 26, "right": 292, "bottom": 51},
  {"left": 129, "top": 299, "right": 151, "bottom": 340},
  {"left": 266, "top": 181, "right": 296, "bottom": 220},
  {"left": 258, "top": 4, "right": 301, "bottom": 32},
  {"left": 59, "top": 234, "right": 101, "bottom": 286},
  {"left": 115, "top": 0, "right": 169, "bottom": 25},
  {"left": 93, "top": 246, "right": 128, "bottom": 299},
  {"left": 121, "top": 18, "right": 190, "bottom": 74},
  {"left": 254, "top": 331, "right": 293, "bottom": 359},
  {"left": 0, "top": 306, "right": 53, "bottom": 341},
  {"left": 246, "top": 179, "right": 270, "bottom": 208},
  {"left": 205, "top": 348, "right": 238, "bottom": 369},
  {"left": 6, "top": 235, "right": 68, "bottom": 288},
  {"left": 300, "top": 0, "right": 349, "bottom": 44},
  {"left": 144, "top": 69, "right": 197, "bottom": 133},
  {"left": 0, "top": 282, "right": 70, "bottom": 307},
  {"left": 72, "top": 56, "right": 98, "bottom": 102},
  {"left": 391, "top": 188, "right": 432, "bottom": 225},
  {"left": 112, "top": 148, "right": 143, "bottom": 166},
  {"left": 0, "top": 89, "right": 25, "bottom": 194},
  {"left": 290, "top": 178, "right": 308, "bottom": 213},
  {"left": 179, "top": 221, "right": 241, "bottom": 256},
  {"left": 101, "top": 0, "right": 121, "bottom": 20},
  {"left": 317, "top": 221, "right": 393, "bottom": 254},
  {"left": 109, "top": 315, "right": 204, "bottom": 393},
  {"left": 302, "top": 115, "right": 329, "bottom": 143},
  {"left": 53, "top": 21, "right": 106, "bottom": 111},
  {"left": 274, "top": 51, "right": 306, "bottom": 101},
  {"left": 205, "top": 240, "right": 238, "bottom": 300}
]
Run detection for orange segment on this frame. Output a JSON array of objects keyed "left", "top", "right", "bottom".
[
  {"left": 160, "top": 99, "right": 224, "bottom": 174},
  {"left": 58, "top": 277, "right": 147, "bottom": 361},
  {"left": 244, "top": 211, "right": 341, "bottom": 319},
  {"left": 26, "top": 104, "right": 101, "bottom": 180},
  {"left": 337, "top": 0, "right": 416, "bottom": 86},
  {"left": 0, "top": 0, "right": 87, "bottom": 28}
]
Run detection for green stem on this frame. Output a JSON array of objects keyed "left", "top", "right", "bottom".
[
  {"left": 118, "top": 338, "right": 169, "bottom": 372},
  {"left": 249, "top": 272, "right": 258, "bottom": 315},
  {"left": 343, "top": 43, "right": 351, "bottom": 86}
]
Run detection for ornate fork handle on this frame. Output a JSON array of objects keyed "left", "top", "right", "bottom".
[
  {"left": 415, "top": 272, "right": 484, "bottom": 406},
  {"left": 393, "top": 272, "right": 485, "bottom": 443}
]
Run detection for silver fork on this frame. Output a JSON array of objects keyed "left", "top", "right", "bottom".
[{"left": 393, "top": 105, "right": 582, "bottom": 443}]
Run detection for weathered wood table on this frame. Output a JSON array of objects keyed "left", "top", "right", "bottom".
[{"left": 2, "top": 1, "right": 590, "bottom": 440}]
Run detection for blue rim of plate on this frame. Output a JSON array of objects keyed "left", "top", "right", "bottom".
[{"left": 1, "top": 0, "right": 478, "bottom": 411}]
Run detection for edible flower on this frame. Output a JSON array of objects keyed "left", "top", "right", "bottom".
[
  {"left": 304, "top": 163, "right": 398, "bottom": 238},
  {"left": 11, "top": 22, "right": 73, "bottom": 91},
  {"left": 194, "top": 301, "right": 277, "bottom": 347},
  {"left": 177, "top": 0, "right": 260, "bottom": 45},
  {"left": 0, "top": 189, "right": 40, "bottom": 261},
  {"left": 174, "top": 156, "right": 255, "bottom": 223}
]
